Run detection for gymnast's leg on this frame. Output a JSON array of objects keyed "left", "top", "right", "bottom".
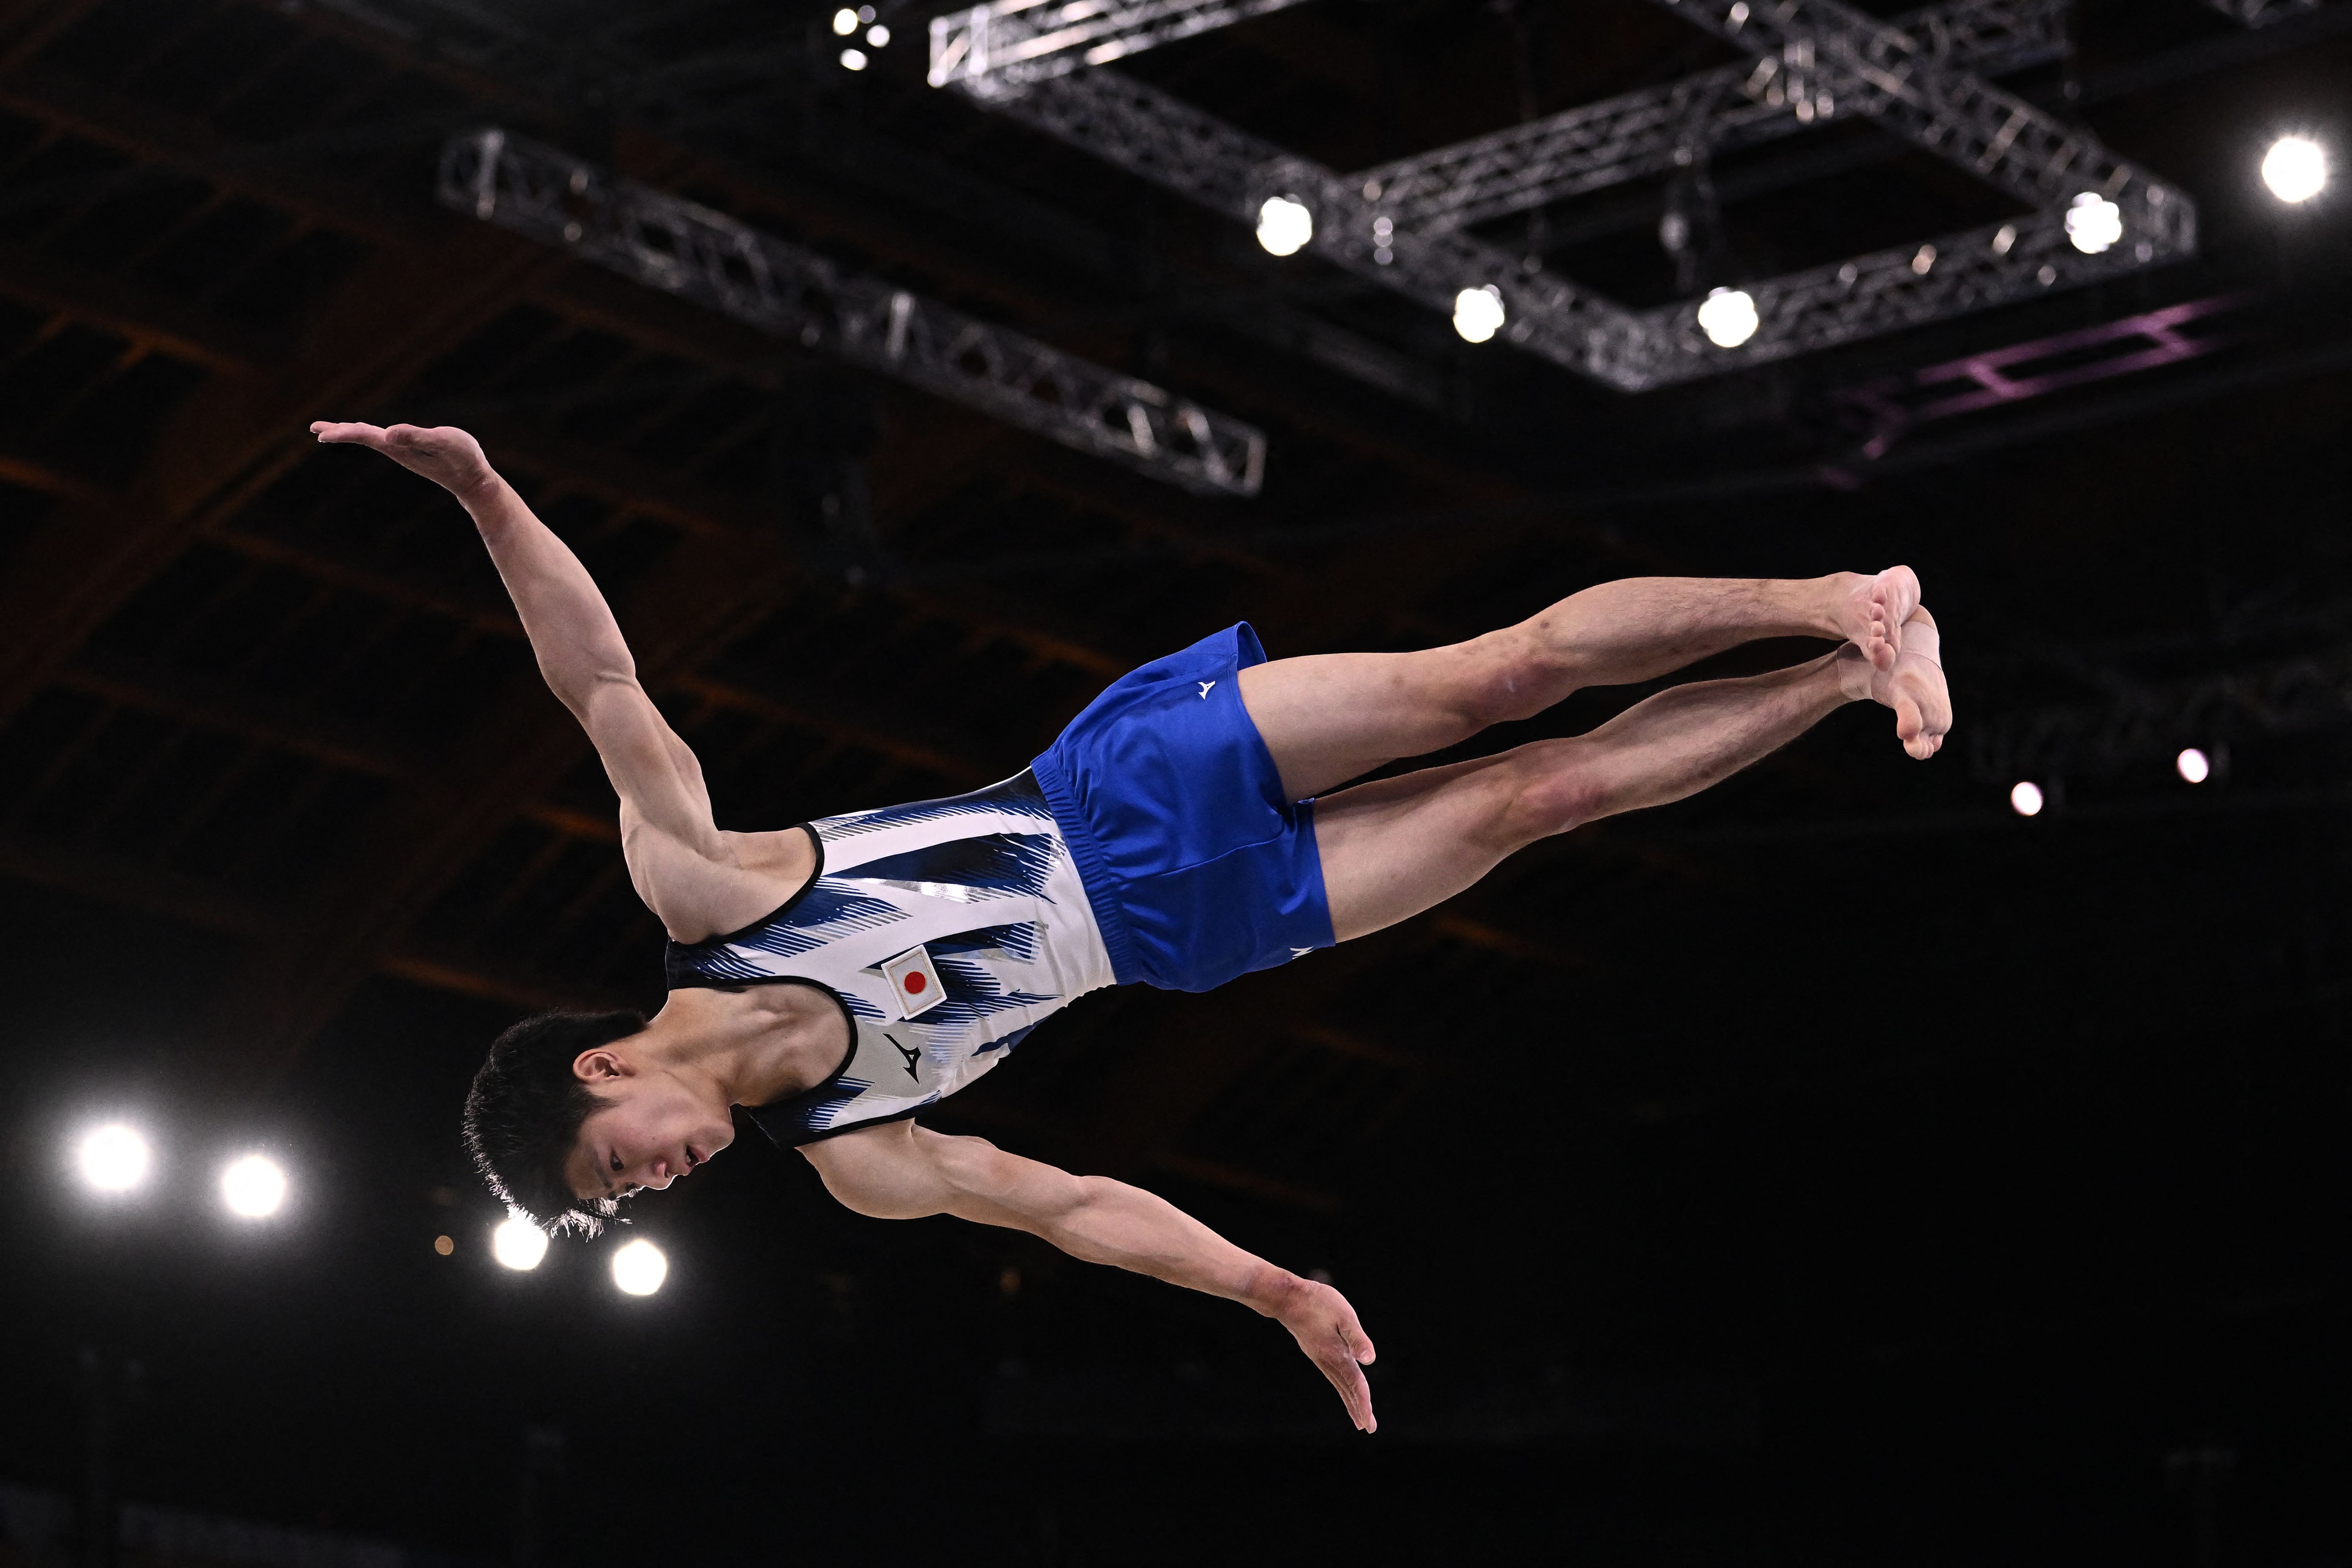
[
  {"left": 1236, "top": 568, "right": 1921, "bottom": 800},
  {"left": 1310, "top": 612, "right": 1947, "bottom": 942}
]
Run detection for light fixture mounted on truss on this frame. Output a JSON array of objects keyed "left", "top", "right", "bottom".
[{"left": 931, "top": 0, "right": 2200, "bottom": 390}]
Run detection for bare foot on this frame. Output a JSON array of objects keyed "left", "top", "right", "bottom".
[
  {"left": 1836, "top": 565, "right": 1922, "bottom": 672},
  {"left": 1881, "top": 646, "right": 1949, "bottom": 760},
  {"left": 1834, "top": 609, "right": 1949, "bottom": 760}
]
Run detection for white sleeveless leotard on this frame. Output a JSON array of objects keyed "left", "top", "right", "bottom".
[{"left": 663, "top": 771, "right": 1116, "bottom": 1146}]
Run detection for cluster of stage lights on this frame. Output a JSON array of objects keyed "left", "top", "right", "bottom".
[
  {"left": 485, "top": 1213, "right": 669, "bottom": 1295},
  {"left": 833, "top": 5, "right": 887, "bottom": 70},
  {"left": 1253, "top": 136, "right": 2330, "bottom": 348},
  {"left": 73, "top": 1122, "right": 289, "bottom": 1219},
  {"left": 69, "top": 1121, "right": 668, "bottom": 1296},
  {"left": 2009, "top": 748, "right": 2213, "bottom": 819}
]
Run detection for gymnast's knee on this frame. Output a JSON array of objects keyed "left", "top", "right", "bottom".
[
  {"left": 1438, "top": 637, "right": 1563, "bottom": 737},
  {"left": 1494, "top": 744, "right": 1606, "bottom": 844}
]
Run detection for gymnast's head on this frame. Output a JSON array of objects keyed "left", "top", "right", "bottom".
[{"left": 462, "top": 1007, "right": 734, "bottom": 1235}]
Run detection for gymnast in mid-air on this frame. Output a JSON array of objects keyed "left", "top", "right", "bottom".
[{"left": 312, "top": 418, "right": 1950, "bottom": 1435}]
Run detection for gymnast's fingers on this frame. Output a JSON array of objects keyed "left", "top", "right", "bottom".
[
  {"left": 1322, "top": 1348, "right": 1375, "bottom": 1433},
  {"left": 309, "top": 420, "right": 388, "bottom": 446},
  {"left": 1303, "top": 1323, "right": 1373, "bottom": 1432}
]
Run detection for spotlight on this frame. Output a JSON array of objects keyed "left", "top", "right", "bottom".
[
  {"left": 866, "top": 22, "right": 890, "bottom": 46},
  {"left": 612, "top": 1238, "right": 668, "bottom": 1296},
  {"left": 2065, "top": 192, "right": 2122, "bottom": 255},
  {"left": 1255, "top": 195, "right": 1312, "bottom": 257},
  {"left": 2009, "top": 781, "right": 2045, "bottom": 817},
  {"left": 2262, "top": 136, "right": 2326, "bottom": 204},
  {"left": 839, "top": 47, "right": 867, "bottom": 70},
  {"left": 76, "top": 1124, "right": 150, "bottom": 1193},
  {"left": 219, "top": 1154, "right": 287, "bottom": 1219},
  {"left": 492, "top": 1214, "right": 549, "bottom": 1271},
  {"left": 1452, "top": 285, "right": 1505, "bottom": 344},
  {"left": 2176, "top": 747, "right": 2211, "bottom": 784},
  {"left": 1697, "top": 287, "right": 1759, "bottom": 348},
  {"left": 831, "top": 7, "right": 857, "bottom": 33}
]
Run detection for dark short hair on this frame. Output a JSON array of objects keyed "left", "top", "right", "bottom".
[{"left": 463, "top": 1009, "right": 647, "bottom": 1237}]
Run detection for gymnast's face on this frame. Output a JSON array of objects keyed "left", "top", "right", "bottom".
[{"left": 563, "top": 1050, "right": 735, "bottom": 1203}]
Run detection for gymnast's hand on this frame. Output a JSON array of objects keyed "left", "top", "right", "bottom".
[
  {"left": 1264, "top": 1271, "right": 1379, "bottom": 1432},
  {"left": 310, "top": 421, "right": 498, "bottom": 503}
]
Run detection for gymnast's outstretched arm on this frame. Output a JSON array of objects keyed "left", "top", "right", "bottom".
[
  {"left": 309, "top": 422, "right": 763, "bottom": 939},
  {"left": 804, "top": 1118, "right": 1380, "bottom": 1432}
]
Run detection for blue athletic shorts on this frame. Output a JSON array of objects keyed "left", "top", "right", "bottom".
[{"left": 1030, "top": 623, "right": 1335, "bottom": 993}]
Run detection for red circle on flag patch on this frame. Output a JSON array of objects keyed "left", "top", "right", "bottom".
[{"left": 904, "top": 972, "right": 928, "bottom": 993}]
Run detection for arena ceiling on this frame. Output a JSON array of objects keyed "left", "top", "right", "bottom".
[{"left": 1, "top": 0, "right": 2348, "bottom": 1560}]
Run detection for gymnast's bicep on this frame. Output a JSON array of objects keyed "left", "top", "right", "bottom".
[{"left": 799, "top": 1120, "right": 958, "bottom": 1220}]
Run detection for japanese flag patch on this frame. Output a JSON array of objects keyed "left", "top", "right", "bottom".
[{"left": 881, "top": 943, "right": 947, "bottom": 1020}]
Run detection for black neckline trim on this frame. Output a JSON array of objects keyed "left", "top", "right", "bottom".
[
  {"left": 785, "top": 1104, "right": 926, "bottom": 1147},
  {"left": 739, "top": 978, "right": 862, "bottom": 1119},
  {"left": 678, "top": 822, "right": 825, "bottom": 951}
]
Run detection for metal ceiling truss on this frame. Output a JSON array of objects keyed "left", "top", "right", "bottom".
[
  {"left": 1969, "top": 645, "right": 2352, "bottom": 787},
  {"left": 928, "top": 0, "right": 1316, "bottom": 93},
  {"left": 2202, "top": 0, "right": 2323, "bottom": 24},
  {"left": 1356, "top": 0, "right": 2076, "bottom": 234},
  {"left": 932, "top": 0, "right": 2197, "bottom": 390},
  {"left": 438, "top": 128, "right": 1267, "bottom": 498}
]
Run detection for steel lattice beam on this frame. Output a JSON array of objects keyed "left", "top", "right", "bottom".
[
  {"left": 1969, "top": 646, "right": 2352, "bottom": 785},
  {"left": 440, "top": 128, "right": 1266, "bottom": 497},
  {"left": 941, "top": 0, "right": 2197, "bottom": 390},
  {"left": 985, "top": 69, "right": 1665, "bottom": 385},
  {"left": 2203, "top": 0, "right": 2323, "bottom": 23},
  {"left": 928, "top": 0, "right": 1315, "bottom": 95},
  {"left": 1361, "top": 0, "right": 2072, "bottom": 234},
  {"left": 1648, "top": 1, "right": 2188, "bottom": 226}
]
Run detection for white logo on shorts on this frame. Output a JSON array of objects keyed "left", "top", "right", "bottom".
[{"left": 1198, "top": 681, "right": 1216, "bottom": 699}]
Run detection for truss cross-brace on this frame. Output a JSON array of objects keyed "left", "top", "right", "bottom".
[
  {"left": 2202, "top": 0, "right": 2323, "bottom": 24},
  {"left": 439, "top": 128, "right": 1266, "bottom": 496},
  {"left": 931, "top": 0, "right": 2198, "bottom": 390}
]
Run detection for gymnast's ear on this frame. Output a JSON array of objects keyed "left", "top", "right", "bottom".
[{"left": 572, "top": 1048, "right": 637, "bottom": 1085}]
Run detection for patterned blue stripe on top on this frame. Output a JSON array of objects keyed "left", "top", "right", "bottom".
[{"left": 665, "top": 770, "right": 1116, "bottom": 1146}]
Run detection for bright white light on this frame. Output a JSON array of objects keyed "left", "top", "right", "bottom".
[
  {"left": 2065, "top": 192, "right": 2122, "bottom": 255},
  {"left": 2262, "top": 137, "right": 2327, "bottom": 204},
  {"left": 831, "top": 7, "right": 857, "bottom": 33},
  {"left": 612, "top": 1238, "right": 668, "bottom": 1296},
  {"left": 1452, "top": 285, "right": 1505, "bottom": 344},
  {"left": 219, "top": 1154, "right": 287, "bottom": 1218},
  {"left": 492, "top": 1214, "right": 549, "bottom": 1271},
  {"left": 2010, "top": 781, "right": 2045, "bottom": 817},
  {"left": 1697, "top": 286, "right": 1759, "bottom": 348},
  {"left": 1255, "top": 196, "right": 1312, "bottom": 257},
  {"left": 2177, "top": 747, "right": 2211, "bottom": 784},
  {"left": 839, "top": 46, "right": 867, "bottom": 70},
  {"left": 76, "top": 1124, "right": 150, "bottom": 1193},
  {"left": 866, "top": 22, "right": 890, "bottom": 46}
]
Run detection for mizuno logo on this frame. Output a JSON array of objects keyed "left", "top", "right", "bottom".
[
  {"left": 1198, "top": 681, "right": 1216, "bottom": 699},
  {"left": 885, "top": 1032, "right": 921, "bottom": 1079}
]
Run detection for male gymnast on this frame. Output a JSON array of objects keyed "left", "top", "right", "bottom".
[{"left": 312, "top": 419, "right": 1950, "bottom": 1434}]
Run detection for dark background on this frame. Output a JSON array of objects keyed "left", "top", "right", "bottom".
[{"left": 1, "top": 0, "right": 2348, "bottom": 1563}]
